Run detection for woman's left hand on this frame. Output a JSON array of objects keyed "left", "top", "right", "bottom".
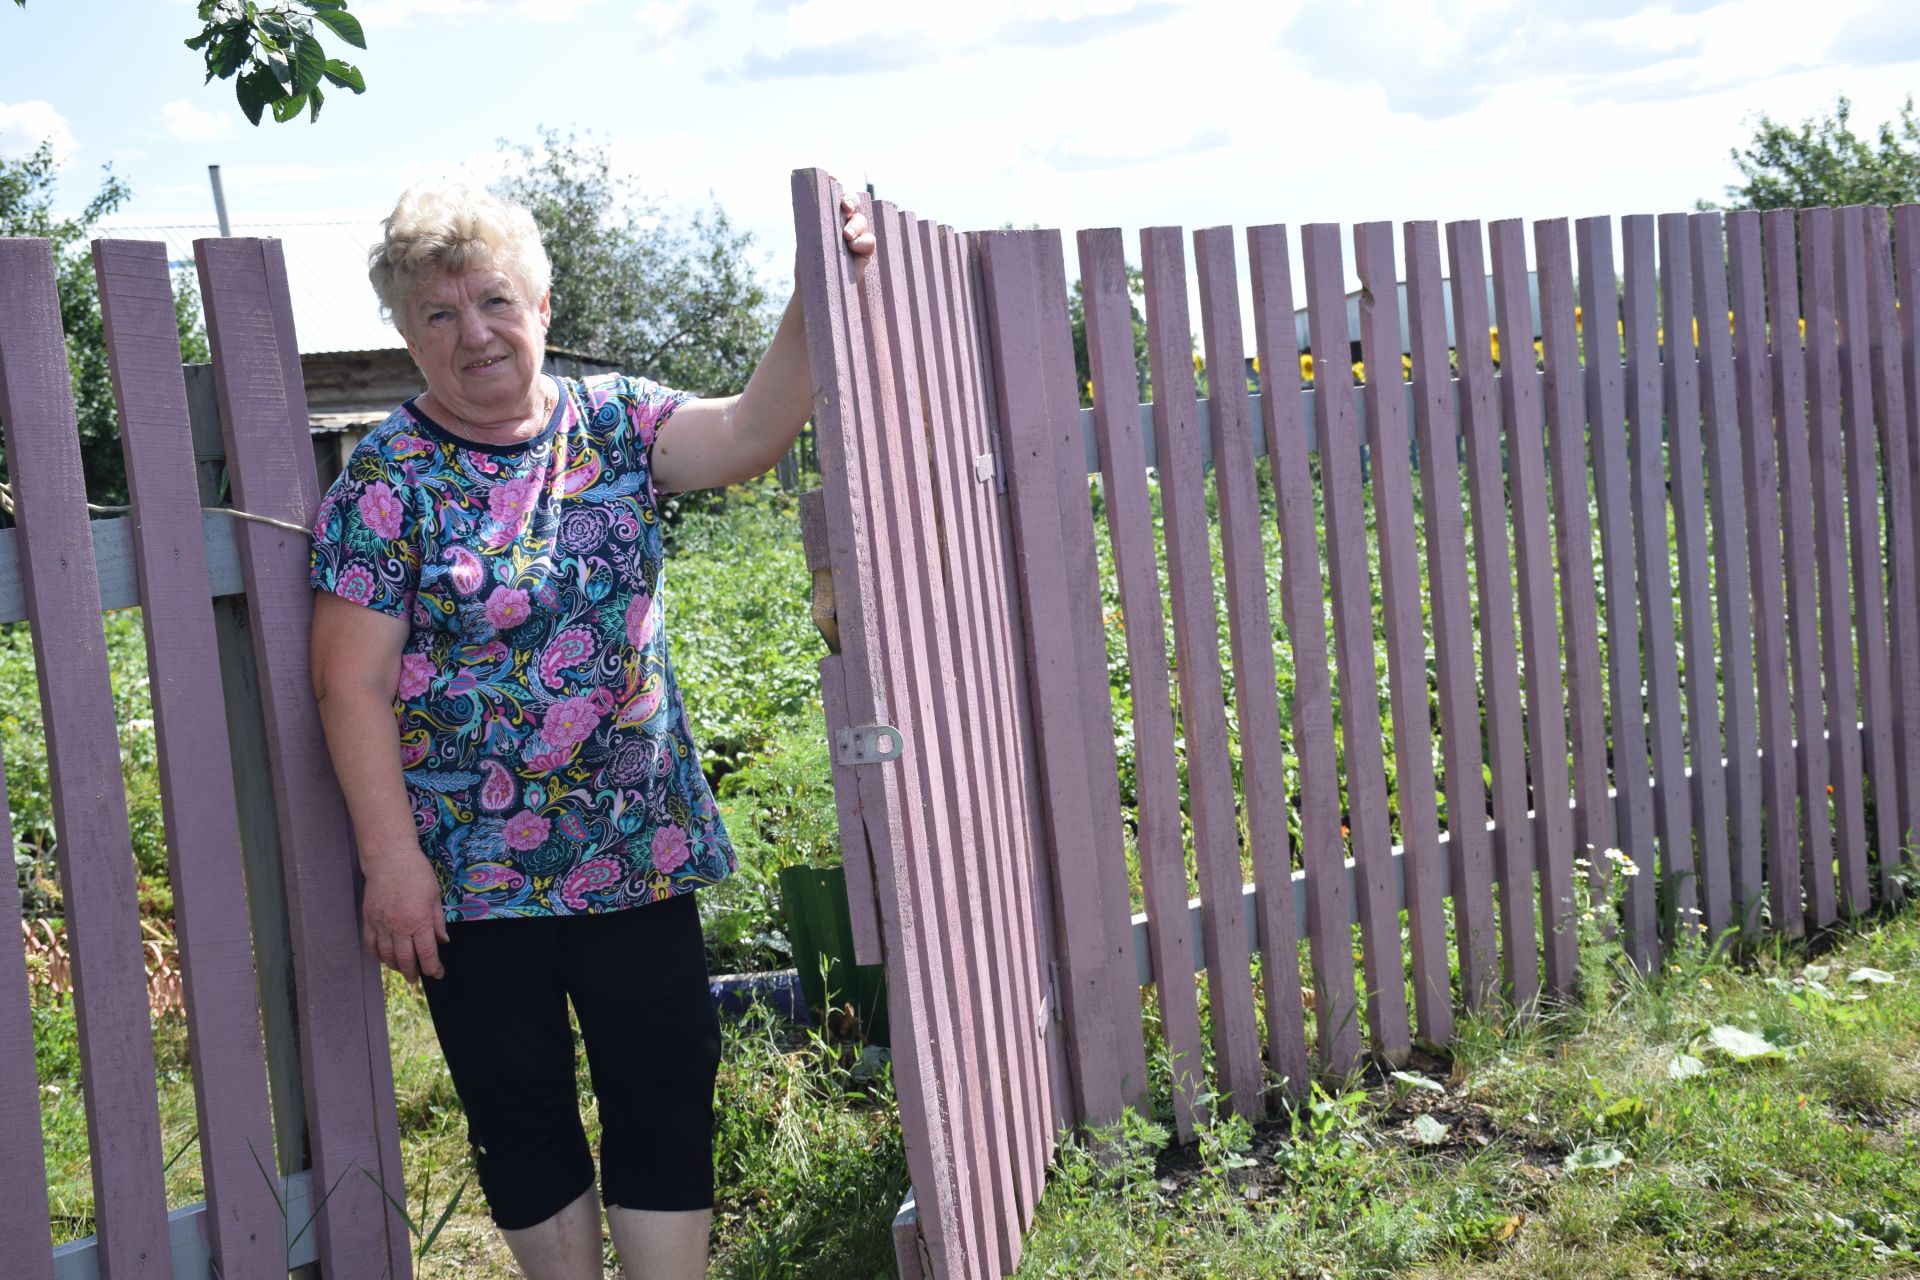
[{"left": 838, "top": 190, "right": 876, "bottom": 270}]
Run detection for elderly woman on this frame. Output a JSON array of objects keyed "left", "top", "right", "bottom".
[{"left": 308, "top": 181, "right": 871, "bottom": 1280}]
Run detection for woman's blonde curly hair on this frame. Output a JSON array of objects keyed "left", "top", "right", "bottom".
[{"left": 368, "top": 181, "right": 552, "bottom": 331}]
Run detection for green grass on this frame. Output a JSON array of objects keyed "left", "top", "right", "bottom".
[{"left": 1013, "top": 903, "right": 1920, "bottom": 1279}]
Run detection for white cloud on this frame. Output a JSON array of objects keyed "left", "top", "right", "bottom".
[
  {"left": 0, "top": 99, "right": 78, "bottom": 165},
  {"left": 160, "top": 99, "right": 230, "bottom": 144}
]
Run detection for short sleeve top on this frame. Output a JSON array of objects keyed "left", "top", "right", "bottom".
[{"left": 309, "top": 372, "right": 735, "bottom": 921}]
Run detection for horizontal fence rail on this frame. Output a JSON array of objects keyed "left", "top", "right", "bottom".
[{"left": 791, "top": 176, "right": 1920, "bottom": 1280}]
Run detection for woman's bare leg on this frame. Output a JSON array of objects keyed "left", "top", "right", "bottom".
[
  {"left": 501, "top": 1186, "right": 604, "bottom": 1280},
  {"left": 606, "top": 1205, "right": 711, "bottom": 1280}
]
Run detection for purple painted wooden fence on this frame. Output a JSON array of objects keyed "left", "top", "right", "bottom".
[
  {"left": 4, "top": 234, "right": 409, "bottom": 1278},
  {"left": 794, "top": 180, "right": 1920, "bottom": 1280}
]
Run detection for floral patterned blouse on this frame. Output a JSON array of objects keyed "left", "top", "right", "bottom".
[{"left": 309, "top": 373, "right": 736, "bottom": 920}]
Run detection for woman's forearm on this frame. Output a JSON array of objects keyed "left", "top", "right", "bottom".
[
  {"left": 315, "top": 684, "right": 424, "bottom": 871},
  {"left": 729, "top": 288, "right": 812, "bottom": 473}
]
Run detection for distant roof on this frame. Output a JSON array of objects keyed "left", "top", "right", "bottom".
[{"left": 96, "top": 219, "right": 394, "bottom": 355}]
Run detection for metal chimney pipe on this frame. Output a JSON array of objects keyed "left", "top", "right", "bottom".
[{"left": 208, "top": 165, "right": 232, "bottom": 236}]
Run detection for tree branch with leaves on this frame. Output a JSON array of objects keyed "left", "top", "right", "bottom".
[{"left": 11, "top": 0, "right": 368, "bottom": 125}]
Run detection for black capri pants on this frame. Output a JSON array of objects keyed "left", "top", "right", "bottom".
[{"left": 421, "top": 891, "right": 722, "bottom": 1230}]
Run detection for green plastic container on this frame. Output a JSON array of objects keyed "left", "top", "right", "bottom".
[{"left": 777, "top": 864, "right": 889, "bottom": 1046}]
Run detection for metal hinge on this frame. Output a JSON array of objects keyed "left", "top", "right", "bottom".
[
  {"left": 1039, "top": 959, "right": 1063, "bottom": 1036},
  {"left": 973, "top": 451, "right": 1006, "bottom": 494},
  {"left": 835, "top": 724, "right": 905, "bottom": 765}
]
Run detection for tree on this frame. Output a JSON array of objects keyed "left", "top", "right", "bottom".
[
  {"left": 11, "top": 0, "right": 368, "bottom": 126},
  {"left": 1067, "top": 264, "right": 1150, "bottom": 409},
  {"left": 1718, "top": 94, "right": 1920, "bottom": 210},
  {"left": 0, "top": 141, "right": 209, "bottom": 512},
  {"left": 493, "top": 130, "right": 778, "bottom": 400}
]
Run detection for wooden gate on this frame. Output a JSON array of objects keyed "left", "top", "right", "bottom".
[
  {"left": 793, "top": 170, "right": 1920, "bottom": 1280},
  {"left": 1, "top": 235, "right": 409, "bottom": 1278}
]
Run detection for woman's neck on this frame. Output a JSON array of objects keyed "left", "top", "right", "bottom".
[{"left": 423, "top": 377, "right": 554, "bottom": 444}]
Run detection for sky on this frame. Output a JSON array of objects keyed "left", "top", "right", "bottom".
[{"left": 3, "top": 0, "right": 1919, "bottom": 309}]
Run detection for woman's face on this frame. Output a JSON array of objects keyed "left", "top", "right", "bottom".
[{"left": 401, "top": 265, "right": 552, "bottom": 427}]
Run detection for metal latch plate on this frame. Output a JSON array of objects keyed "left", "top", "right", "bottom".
[{"left": 836, "top": 724, "right": 905, "bottom": 765}]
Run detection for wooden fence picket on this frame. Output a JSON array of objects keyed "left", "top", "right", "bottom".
[
  {"left": 1080, "top": 226, "right": 1208, "bottom": 1137},
  {"left": 1351, "top": 220, "right": 1451, "bottom": 1043},
  {"left": 0, "top": 767, "right": 52, "bottom": 1277},
  {"left": 1657, "top": 213, "right": 1727, "bottom": 937},
  {"left": 1490, "top": 219, "right": 1577, "bottom": 995},
  {"left": 1622, "top": 215, "right": 1696, "bottom": 945},
  {"left": 1448, "top": 220, "right": 1541, "bottom": 1006},
  {"left": 1864, "top": 206, "right": 1920, "bottom": 902},
  {"left": 1800, "top": 207, "right": 1873, "bottom": 916},
  {"left": 1404, "top": 221, "right": 1500, "bottom": 1002},
  {"left": 92, "top": 238, "right": 283, "bottom": 1280},
  {"left": 1301, "top": 223, "right": 1413, "bottom": 1063},
  {"left": 1139, "top": 224, "right": 1268, "bottom": 1108},
  {"left": 0, "top": 237, "right": 171, "bottom": 1280},
  {"left": 1193, "top": 224, "right": 1316, "bottom": 1096},
  {"left": 195, "top": 236, "right": 410, "bottom": 1278},
  {"left": 1245, "top": 224, "right": 1364, "bottom": 1076},
  {"left": 1724, "top": 212, "right": 1802, "bottom": 936},
  {"left": 1834, "top": 208, "right": 1903, "bottom": 904},
  {"left": 1688, "top": 213, "right": 1765, "bottom": 935},
  {"left": 1834, "top": 207, "right": 1906, "bottom": 903},
  {"left": 1575, "top": 216, "right": 1660, "bottom": 967},
  {"left": 1534, "top": 220, "right": 1614, "bottom": 910},
  {"left": 978, "top": 227, "right": 1146, "bottom": 1136},
  {"left": 1765, "top": 208, "right": 1838, "bottom": 928}
]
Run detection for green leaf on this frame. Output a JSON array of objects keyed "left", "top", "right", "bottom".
[
  {"left": 322, "top": 57, "right": 365, "bottom": 92},
  {"left": 1804, "top": 964, "right": 1830, "bottom": 983},
  {"left": 1666, "top": 1053, "right": 1707, "bottom": 1080},
  {"left": 1410, "top": 1114, "right": 1448, "bottom": 1146},
  {"left": 235, "top": 66, "right": 277, "bottom": 125},
  {"left": 1705, "top": 1024, "right": 1781, "bottom": 1062},
  {"left": 264, "top": 48, "right": 294, "bottom": 91},
  {"left": 1565, "top": 1142, "right": 1628, "bottom": 1172},
  {"left": 291, "top": 30, "right": 325, "bottom": 93},
  {"left": 208, "top": 30, "right": 250, "bottom": 79},
  {"left": 184, "top": 28, "right": 216, "bottom": 50},
  {"left": 1847, "top": 967, "right": 1897, "bottom": 984},
  {"left": 305, "top": 0, "right": 348, "bottom": 8},
  {"left": 311, "top": 5, "right": 365, "bottom": 48},
  {"left": 307, "top": 82, "right": 325, "bottom": 121},
  {"left": 271, "top": 91, "right": 307, "bottom": 123},
  {"left": 1390, "top": 1070, "right": 1445, "bottom": 1094}
]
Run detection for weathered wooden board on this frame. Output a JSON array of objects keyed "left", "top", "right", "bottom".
[
  {"left": 1140, "top": 224, "right": 1268, "bottom": 1105},
  {"left": 1080, "top": 226, "right": 1208, "bottom": 1135},
  {"left": 1575, "top": 217, "right": 1660, "bottom": 967},
  {"left": 1724, "top": 212, "right": 1801, "bottom": 935},
  {"left": 1448, "top": 221, "right": 1541, "bottom": 1006},
  {"left": 1687, "top": 214, "right": 1764, "bottom": 935},
  {"left": 1406, "top": 220, "right": 1501, "bottom": 1001},
  {"left": 92, "top": 238, "right": 283, "bottom": 1280},
  {"left": 1765, "top": 208, "right": 1837, "bottom": 929},
  {"left": 1799, "top": 208, "right": 1872, "bottom": 916},
  {"left": 1352, "top": 220, "right": 1451, "bottom": 1042},
  {"left": 1490, "top": 219, "right": 1576, "bottom": 995},
  {"left": 1302, "top": 222, "right": 1413, "bottom": 1062},
  {"left": 1246, "top": 223, "right": 1364, "bottom": 1074},
  {"left": 0, "top": 236, "right": 171, "bottom": 1280}
]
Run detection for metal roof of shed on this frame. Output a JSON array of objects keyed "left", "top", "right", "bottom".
[{"left": 96, "top": 218, "right": 394, "bottom": 355}]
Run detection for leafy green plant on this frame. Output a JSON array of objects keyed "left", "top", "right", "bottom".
[{"left": 183, "top": 0, "right": 368, "bottom": 125}]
